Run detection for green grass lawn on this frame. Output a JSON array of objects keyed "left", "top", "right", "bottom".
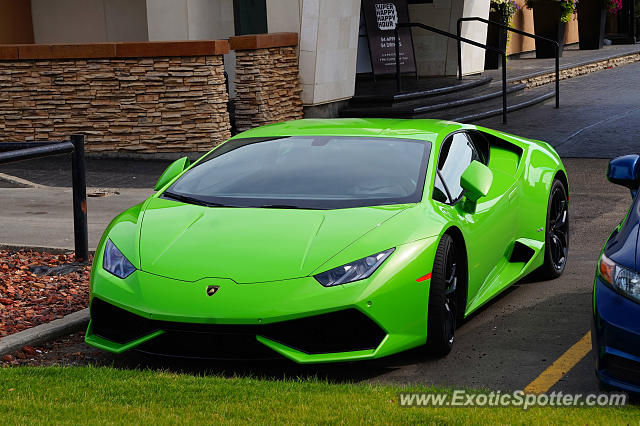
[{"left": 1, "top": 366, "right": 639, "bottom": 425}]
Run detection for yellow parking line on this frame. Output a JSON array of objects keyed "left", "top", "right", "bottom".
[{"left": 524, "top": 331, "right": 592, "bottom": 394}]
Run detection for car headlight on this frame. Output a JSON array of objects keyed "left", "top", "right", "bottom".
[
  {"left": 314, "top": 248, "right": 394, "bottom": 287},
  {"left": 103, "top": 239, "right": 136, "bottom": 279},
  {"left": 599, "top": 253, "right": 640, "bottom": 303}
]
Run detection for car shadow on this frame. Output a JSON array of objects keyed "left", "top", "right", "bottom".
[{"left": 86, "top": 349, "right": 400, "bottom": 383}]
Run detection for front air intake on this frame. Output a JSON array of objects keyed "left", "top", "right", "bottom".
[
  {"left": 90, "top": 298, "right": 159, "bottom": 344},
  {"left": 91, "top": 298, "right": 387, "bottom": 357}
]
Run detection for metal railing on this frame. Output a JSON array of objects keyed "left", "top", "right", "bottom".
[
  {"left": 0, "top": 135, "right": 88, "bottom": 261},
  {"left": 392, "top": 18, "right": 562, "bottom": 123},
  {"left": 393, "top": 22, "right": 509, "bottom": 123},
  {"left": 457, "top": 17, "right": 560, "bottom": 109}
]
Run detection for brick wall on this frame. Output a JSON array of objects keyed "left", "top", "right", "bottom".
[
  {"left": 231, "top": 33, "right": 303, "bottom": 133},
  {"left": 0, "top": 41, "right": 231, "bottom": 153}
]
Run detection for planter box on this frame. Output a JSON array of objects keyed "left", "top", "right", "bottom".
[
  {"left": 485, "top": 10, "right": 508, "bottom": 69},
  {"left": 533, "top": 1, "right": 566, "bottom": 58},
  {"left": 578, "top": 1, "right": 607, "bottom": 49}
]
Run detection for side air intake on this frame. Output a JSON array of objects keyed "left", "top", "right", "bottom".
[{"left": 509, "top": 241, "right": 536, "bottom": 264}]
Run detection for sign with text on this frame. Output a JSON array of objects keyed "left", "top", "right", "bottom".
[{"left": 363, "top": 0, "right": 416, "bottom": 76}]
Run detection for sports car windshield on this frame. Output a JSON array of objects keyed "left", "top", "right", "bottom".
[{"left": 165, "top": 136, "right": 431, "bottom": 209}]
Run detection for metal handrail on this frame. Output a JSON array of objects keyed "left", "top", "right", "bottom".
[
  {"left": 457, "top": 17, "right": 560, "bottom": 109},
  {"left": 393, "top": 22, "right": 509, "bottom": 123},
  {"left": 0, "top": 135, "right": 89, "bottom": 261}
]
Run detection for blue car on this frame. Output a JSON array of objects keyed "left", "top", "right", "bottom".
[{"left": 593, "top": 154, "right": 640, "bottom": 393}]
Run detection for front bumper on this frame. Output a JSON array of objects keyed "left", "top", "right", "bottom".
[
  {"left": 85, "top": 238, "right": 436, "bottom": 363},
  {"left": 592, "top": 276, "right": 640, "bottom": 393}
]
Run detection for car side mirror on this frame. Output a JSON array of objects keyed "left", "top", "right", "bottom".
[
  {"left": 607, "top": 154, "right": 640, "bottom": 198},
  {"left": 154, "top": 157, "right": 191, "bottom": 191},
  {"left": 460, "top": 161, "right": 493, "bottom": 213}
]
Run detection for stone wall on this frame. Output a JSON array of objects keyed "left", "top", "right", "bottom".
[
  {"left": 0, "top": 41, "right": 231, "bottom": 153},
  {"left": 516, "top": 52, "right": 640, "bottom": 88},
  {"left": 231, "top": 33, "right": 302, "bottom": 133}
]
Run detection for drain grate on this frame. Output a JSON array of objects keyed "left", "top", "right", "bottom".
[{"left": 87, "top": 189, "right": 120, "bottom": 198}]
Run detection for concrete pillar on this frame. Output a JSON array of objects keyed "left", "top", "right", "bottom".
[
  {"left": 457, "top": 0, "right": 491, "bottom": 75},
  {"left": 297, "top": 0, "right": 360, "bottom": 106},
  {"left": 31, "top": 0, "right": 147, "bottom": 44},
  {"left": 146, "top": 0, "right": 189, "bottom": 40},
  {"left": 104, "top": 0, "right": 149, "bottom": 42},
  {"left": 266, "top": 0, "right": 303, "bottom": 34},
  {"left": 408, "top": 0, "right": 489, "bottom": 77}
]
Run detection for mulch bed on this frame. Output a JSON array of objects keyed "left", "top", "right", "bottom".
[
  {"left": 1, "top": 332, "right": 93, "bottom": 367},
  {"left": 0, "top": 249, "right": 92, "bottom": 338}
]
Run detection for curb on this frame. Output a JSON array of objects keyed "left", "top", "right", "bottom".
[
  {"left": 0, "top": 308, "right": 89, "bottom": 357},
  {"left": 506, "top": 48, "right": 640, "bottom": 84},
  {"left": 514, "top": 51, "right": 640, "bottom": 88},
  {"left": 0, "top": 244, "right": 74, "bottom": 254},
  {"left": 0, "top": 244, "right": 97, "bottom": 255}
]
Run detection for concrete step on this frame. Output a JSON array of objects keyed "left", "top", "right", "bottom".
[
  {"left": 426, "top": 87, "right": 556, "bottom": 123},
  {"left": 349, "top": 75, "right": 493, "bottom": 105},
  {"left": 341, "top": 83, "right": 526, "bottom": 118}
]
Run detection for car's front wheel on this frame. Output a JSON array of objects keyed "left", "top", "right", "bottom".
[
  {"left": 427, "top": 234, "right": 459, "bottom": 356},
  {"left": 539, "top": 179, "right": 569, "bottom": 280}
]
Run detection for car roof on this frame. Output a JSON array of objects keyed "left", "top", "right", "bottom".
[{"left": 230, "top": 118, "right": 469, "bottom": 143}]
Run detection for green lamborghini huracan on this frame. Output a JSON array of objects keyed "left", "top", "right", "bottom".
[{"left": 85, "top": 118, "right": 569, "bottom": 363}]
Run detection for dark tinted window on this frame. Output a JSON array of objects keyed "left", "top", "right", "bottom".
[
  {"left": 433, "top": 173, "right": 449, "bottom": 203},
  {"left": 166, "top": 136, "right": 431, "bottom": 210},
  {"left": 436, "top": 132, "right": 483, "bottom": 202}
]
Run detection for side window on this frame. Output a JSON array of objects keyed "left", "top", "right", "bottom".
[
  {"left": 466, "top": 132, "right": 489, "bottom": 165},
  {"left": 435, "top": 132, "right": 483, "bottom": 203},
  {"left": 433, "top": 173, "right": 449, "bottom": 203}
]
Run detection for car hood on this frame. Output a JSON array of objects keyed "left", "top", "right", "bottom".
[{"left": 138, "top": 197, "right": 409, "bottom": 283}]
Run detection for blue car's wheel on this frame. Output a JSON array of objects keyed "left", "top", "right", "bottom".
[{"left": 540, "top": 179, "right": 569, "bottom": 279}]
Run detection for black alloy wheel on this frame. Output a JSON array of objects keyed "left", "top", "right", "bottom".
[
  {"left": 427, "top": 234, "right": 459, "bottom": 356},
  {"left": 540, "top": 179, "right": 569, "bottom": 279}
]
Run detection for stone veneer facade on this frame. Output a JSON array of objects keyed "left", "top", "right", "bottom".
[
  {"left": 0, "top": 41, "right": 230, "bottom": 153},
  {"left": 231, "top": 33, "right": 303, "bottom": 133}
]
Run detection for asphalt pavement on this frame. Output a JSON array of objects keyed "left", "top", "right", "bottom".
[
  {"left": 2, "top": 59, "right": 640, "bottom": 394},
  {"left": 0, "top": 186, "right": 153, "bottom": 250},
  {"left": 477, "top": 59, "right": 640, "bottom": 158},
  {"left": 0, "top": 156, "right": 171, "bottom": 189}
]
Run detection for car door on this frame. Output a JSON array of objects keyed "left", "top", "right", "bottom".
[{"left": 432, "top": 131, "right": 517, "bottom": 305}]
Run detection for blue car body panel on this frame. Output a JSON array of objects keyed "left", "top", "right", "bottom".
[{"left": 593, "top": 191, "right": 640, "bottom": 393}]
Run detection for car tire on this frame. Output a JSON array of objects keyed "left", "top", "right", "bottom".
[
  {"left": 538, "top": 179, "right": 569, "bottom": 280},
  {"left": 427, "top": 233, "right": 459, "bottom": 356}
]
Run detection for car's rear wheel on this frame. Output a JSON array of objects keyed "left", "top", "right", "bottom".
[
  {"left": 539, "top": 179, "right": 569, "bottom": 280},
  {"left": 427, "top": 234, "right": 459, "bottom": 356}
]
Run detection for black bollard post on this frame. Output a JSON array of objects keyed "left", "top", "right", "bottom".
[{"left": 70, "top": 134, "right": 89, "bottom": 262}]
